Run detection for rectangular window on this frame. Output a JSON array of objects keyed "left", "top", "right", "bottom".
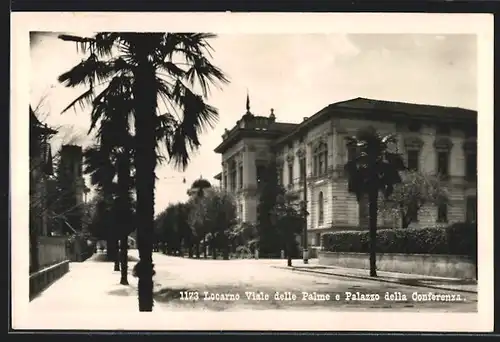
[
  {"left": 318, "top": 155, "right": 324, "bottom": 176},
  {"left": 437, "top": 151, "right": 449, "bottom": 178},
  {"left": 256, "top": 165, "right": 266, "bottom": 185},
  {"left": 231, "top": 171, "right": 236, "bottom": 191},
  {"left": 238, "top": 165, "right": 243, "bottom": 189},
  {"left": 347, "top": 146, "right": 357, "bottom": 162},
  {"left": 288, "top": 163, "right": 294, "bottom": 185},
  {"left": 277, "top": 167, "right": 283, "bottom": 185},
  {"left": 299, "top": 158, "right": 306, "bottom": 182},
  {"left": 437, "top": 203, "right": 448, "bottom": 223},
  {"left": 465, "top": 153, "right": 477, "bottom": 181},
  {"left": 407, "top": 150, "right": 419, "bottom": 171},
  {"left": 322, "top": 152, "right": 328, "bottom": 174},
  {"left": 315, "top": 233, "right": 321, "bottom": 247},
  {"left": 223, "top": 175, "right": 227, "bottom": 189},
  {"left": 466, "top": 196, "right": 477, "bottom": 223}
]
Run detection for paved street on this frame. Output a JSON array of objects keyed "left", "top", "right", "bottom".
[
  {"left": 27, "top": 250, "right": 477, "bottom": 316},
  {"left": 144, "top": 251, "right": 477, "bottom": 312}
]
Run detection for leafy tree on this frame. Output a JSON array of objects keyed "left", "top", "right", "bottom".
[
  {"left": 176, "top": 203, "right": 194, "bottom": 257},
  {"left": 272, "top": 191, "right": 303, "bottom": 266},
  {"left": 95, "top": 89, "right": 136, "bottom": 285},
  {"left": 83, "top": 144, "right": 120, "bottom": 271},
  {"left": 379, "top": 170, "right": 449, "bottom": 228},
  {"left": 189, "top": 189, "right": 238, "bottom": 259},
  {"left": 230, "top": 222, "right": 260, "bottom": 258},
  {"left": 256, "top": 158, "right": 283, "bottom": 257},
  {"left": 154, "top": 203, "right": 186, "bottom": 255},
  {"left": 186, "top": 181, "right": 212, "bottom": 258},
  {"left": 58, "top": 33, "right": 228, "bottom": 311},
  {"left": 344, "top": 126, "right": 406, "bottom": 277}
]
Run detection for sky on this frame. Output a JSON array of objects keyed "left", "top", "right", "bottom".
[{"left": 30, "top": 33, "right": 477, "bottom": 214}]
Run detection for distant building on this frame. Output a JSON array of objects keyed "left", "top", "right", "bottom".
[
  {"left": 214, "top": 97, "right": 477, "bottom": 247},
  {"left": 58, "top": 144, "right": 86, "bottom": 233}
]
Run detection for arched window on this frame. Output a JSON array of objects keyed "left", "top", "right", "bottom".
[
  {"left": 318, "top": 191, "right": 324, "bottom": 225},
  {"left": 313, "top": 142, "right": 328, "bottom": 176}
]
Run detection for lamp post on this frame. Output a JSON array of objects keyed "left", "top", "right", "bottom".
[{"left": 301, "top": 157, "right": 309, "bottom": 264}]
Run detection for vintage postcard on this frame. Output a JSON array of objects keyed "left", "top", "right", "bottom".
[{"left": 11, "top": 12, "right": 493, "bottom": 332}]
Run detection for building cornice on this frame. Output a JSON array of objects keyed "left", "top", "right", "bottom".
[
  {"left": 273, "top": 98, "right": 476, "bottom": 147},
  {"left": 214, "top": 128, "right": 289, "bottom": 154}
]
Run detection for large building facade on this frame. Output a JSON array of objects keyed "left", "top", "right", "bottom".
[{"left": 214, "top": 97, "right": 477, "bottom": 247}]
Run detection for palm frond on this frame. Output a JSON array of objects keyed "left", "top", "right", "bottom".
[
  {"left": 60, "top": 87, "right": 95, "bottom": 114},
  {"left": 172, "top": 79, "right": 219, "bottom": 132},
  {"left": 58, "top": 56, "right": 116, "bottom": 88},
  {"left": 184, "top": 55, "right": 229, "bottom": 97}
]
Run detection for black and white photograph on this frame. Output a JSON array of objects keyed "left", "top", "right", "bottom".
[{"left": 11, "top": 12, "right": 493, "bottom": 332}]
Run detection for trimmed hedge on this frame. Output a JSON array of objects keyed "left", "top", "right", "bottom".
[{"left": 321, "top": 223, "right": 477, "bottom": 257}]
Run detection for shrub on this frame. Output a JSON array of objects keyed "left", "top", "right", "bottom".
[{"left": 321, "top": 223, "right": 476, "bottom": 257}]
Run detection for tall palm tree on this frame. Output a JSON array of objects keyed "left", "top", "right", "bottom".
[
  {"left": 58, "top": 32, "right": 229, "bottom": 311},
  {"left": 83, "top": 143, "right": 118, "bottom": 269},
  {"left": 92, "top": 83, "right": 136, "bottom": 285},
  {"left": 344, "top": 126, "right": 406, "bottom": 277}
]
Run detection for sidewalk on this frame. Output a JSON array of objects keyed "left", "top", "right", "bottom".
[
  {"left": 28, "top": 253, "right": 141, "bottom": 314},
  {"left": 272, "top": 263, "right": 477, "bottom": 293}
]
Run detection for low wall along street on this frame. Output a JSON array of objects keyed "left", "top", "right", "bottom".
[
  {"left": 38, "top": 236, "right": 67, "bottom": 268},
  {"left": 29, "top": 236, "right": 70, "bottom": 300},
  {"left": 318, "top": 251, "right": 476, "bottom": 279}
]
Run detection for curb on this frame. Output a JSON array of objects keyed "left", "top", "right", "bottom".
[{"left": 273, "top": 266, "right": 477, "bottom": 295}]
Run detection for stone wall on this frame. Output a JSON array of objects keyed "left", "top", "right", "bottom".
[
  {"left": 318, "top": 251, "right": 476, "bottom": 279},
  {"left": 37, "top": 236, "right": 69, "bottom": 268},
  {"left": 29, "top": 236, "right": 70, "bottom": 300}
]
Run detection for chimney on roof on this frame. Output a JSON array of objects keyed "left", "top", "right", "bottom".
[{"left": 303, "top": 117, "right": 309, "bottom": 122}]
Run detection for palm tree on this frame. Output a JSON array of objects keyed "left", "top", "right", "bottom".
[
  {"left": 344, "top": 126, "right": 406, "bottom": 277},
  {"left": 92, "top": 84, "right": 136, "bottom": 285},
  {"left": 83, "top": 143, "right": 119, "bottom": 269},
  {"left": 58, "top": 32, "right": 229, "bottom": 311}
]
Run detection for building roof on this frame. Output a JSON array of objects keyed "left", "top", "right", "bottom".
[
  {"left": 191, "top": 178, "right": 212, "bottom": 189},
  {"left": 213, "top": 172, "right": 222, "bottom": 180},
  {"left": 274, "top": 97, "right": 477, "bottom": 146},
  {"left": 214, "top": 97, "right": 477, "bottom": 153},
  {"left": 213, "top": 110, "right": 298, "bottom": 154},
  {"left": 30, "top": 106, "right": 58, "bottom": 135}
]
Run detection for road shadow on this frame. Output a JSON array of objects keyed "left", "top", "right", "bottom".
[
  {"left": 108, "top": 287, "right": 136, "bottom": 296},
  {"left": 395, "top": 277, "right": 477, "bottom": 288},
  {"left": 90, "top": 253, "right": 139, "bottom": 263},
  {"left": 399, "top": 278, "right": 476, "bottom": 285}
]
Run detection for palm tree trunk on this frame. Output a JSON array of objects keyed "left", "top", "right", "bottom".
[
  {"left": 114, "top": 239, "right": 120, "bottom": 271},
  {"left": 203, "top": 237, "right": 207, "bottom": 259},
  {"left": 120, "top": 236, "right": 129, "bottom": 285},
  {"left": 106, "top": 237, "right": 115, "bottom": 261},
  {"left": 133, "top": 57, "right": 158, "bottom": 312},
  {"left": 212, "top": 246, "right": 217, "bottom": 259},
  {"left": 286, "top": 238, "right": 292, "bottom": 267},
  {"left": 223, "top": 238, "right": 230, "bottom": 260},
  {"left": 368, "top": 187, "right": 378, "bottom": 277}
]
